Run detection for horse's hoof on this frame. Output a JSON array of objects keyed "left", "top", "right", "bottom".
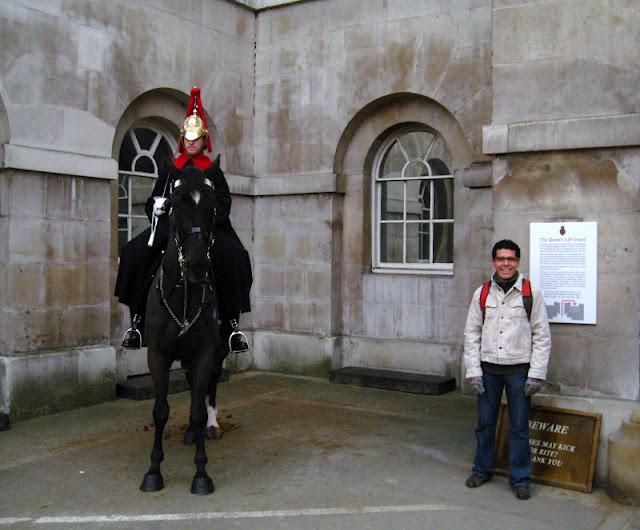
[
  {"left": 205, "top": 426, "right": 222, "bottom": 440},
  {"left": 183, "top": 429, "right": 195, "bottom": 446},
  {"left": 140, "top": 473, "right": 164, "bottom": 492},
  {"left": 190, "top": 475, "right": 214, "bottom": 495}
]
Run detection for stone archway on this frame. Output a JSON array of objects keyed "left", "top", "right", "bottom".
[{"left": 330, "top": 93, "right": 474, "bottom": 374}]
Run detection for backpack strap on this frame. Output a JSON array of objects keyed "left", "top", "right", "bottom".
[
  {"left": 479, "top": 278, "right": 533, "bottom": 322},
  {"left": 521, "top": 277, "right": 533, "bottom": 321},
  {"left": 479, "top": 280, "right": 491, "bottom": 323}
]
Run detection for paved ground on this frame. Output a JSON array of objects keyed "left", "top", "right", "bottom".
[{"left": 0, "top": 371, "right": 638, "bottom": 529}]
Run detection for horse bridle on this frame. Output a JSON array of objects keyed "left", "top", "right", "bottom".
[
  {"left": 170, "top": 176, "right": 217, "bottom": 268},
  {"left": 158, "top": 175, "right": 216, "bottom": 337}
]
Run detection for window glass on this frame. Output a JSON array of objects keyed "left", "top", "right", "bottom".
[
  {"left": 134, "top": 127, "right": 156, "bottom": 150},
  {"left": 134, "top": 156, "right": 155, "bottom": 174},
  {"left": 433, "top": 178, "right": 454, "bottom": 220},
  {"left": 380, "top": 223, "right": 403, "bottom": 262},
  {"left": 380, "top": 181, "right": 403, "bottom": 221},
  {"left": 379, "top": 142, "right": 405, "bottom": 179},
  {"left": 434, "top": 222, "right": 454, "bottom": 263},
  {"left": 373, "top": 128, "right": 453, "bottom": 271},
  {"left": 405, "top": 222, "right": 431, "bottom": 263}
]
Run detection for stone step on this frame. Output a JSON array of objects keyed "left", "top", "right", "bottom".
[
  {"left": 116, "top": 368, "right": 230, "bottom": 400},
  {"left": 330, "top": 366, "right": 456, "bottom": 395}
]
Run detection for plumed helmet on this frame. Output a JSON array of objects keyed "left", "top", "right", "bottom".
[
  {"left": 179, "top": 87, "right": 212, "bottom": 152},
  {"left": 182, "top": 112, "right": 206, "bottom": 141}
]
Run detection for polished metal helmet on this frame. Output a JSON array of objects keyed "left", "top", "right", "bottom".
[{"left": 181, "top": 108, "right": 208, "bottom": 141}]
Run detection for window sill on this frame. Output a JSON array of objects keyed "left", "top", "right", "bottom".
[{"left": 371, "top": 266, "right": 454, "bottom": 276}]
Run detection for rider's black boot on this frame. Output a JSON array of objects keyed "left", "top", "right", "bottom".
[
  {"left": 228, "top": 318, "right": 249, "bottom": 354},
  {"left": 122, "top": 314, "right": 142, "bottom": 349}
]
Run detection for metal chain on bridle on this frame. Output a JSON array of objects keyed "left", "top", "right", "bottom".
[
  {"left": 159, "top": 266, "right": 208, "bottom": 337},
  {"left": 158, "top": 174, "right": 216, "bottom": 338}
]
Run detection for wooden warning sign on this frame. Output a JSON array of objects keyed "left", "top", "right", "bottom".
[{"left": 495, "top": 403, "right": 601, "bottom": 492}]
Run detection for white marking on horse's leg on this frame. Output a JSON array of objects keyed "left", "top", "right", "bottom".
[
  {"left": 192, "top": 190, "right": 200, "bottom": 205},
  {"left": 206, "top": 405, "right": 218, "bottom": 428}
]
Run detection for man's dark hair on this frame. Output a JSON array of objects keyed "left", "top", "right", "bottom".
[{"left": 492, "top": 239, "right": 521, "bottom": 259}]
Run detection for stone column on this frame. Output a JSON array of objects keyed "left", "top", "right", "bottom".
[{"left": 607, "top": 410, "right": 640, "bottom": 505}]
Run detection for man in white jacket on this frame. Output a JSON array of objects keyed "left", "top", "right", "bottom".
[{"left": 463, "top": 239, "right": 551, "bottom": 500}]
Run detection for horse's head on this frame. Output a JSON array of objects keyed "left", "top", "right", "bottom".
[{"left": 169, "top": 159, "right": 218, "bottom": 284}]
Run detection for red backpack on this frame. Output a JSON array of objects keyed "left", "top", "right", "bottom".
[{"left": 479, "top": 278, "right": 533, "bottom": 322}]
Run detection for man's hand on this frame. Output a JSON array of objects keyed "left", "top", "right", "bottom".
[
  {"left": 468, "top": 376, "right": 485, "bottom": 395},
  {"left": 524, "top": 378, "right": 542, "bottom": 397}
]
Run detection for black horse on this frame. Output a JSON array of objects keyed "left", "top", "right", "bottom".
[{"left": 140, "top": 162, "right": 221, "bottom": 495}]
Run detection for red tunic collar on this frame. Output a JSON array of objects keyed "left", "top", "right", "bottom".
[{"left": 173, "top": 152, "right": 212, "bottom": 170}]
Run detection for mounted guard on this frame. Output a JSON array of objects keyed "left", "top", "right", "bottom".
[{"left": 114, "top": 86, "right": 252, "bottom": 355}]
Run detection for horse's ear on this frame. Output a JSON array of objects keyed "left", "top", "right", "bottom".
[{"left": 205, "top": 154, "right": 221, "bottom": 178}]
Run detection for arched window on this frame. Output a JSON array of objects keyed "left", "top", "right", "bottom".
[
  {"left": 117, "top": 125, "right": 175, "bottom": 254},
  {"left": 372, "top": 127, "right": 454, "bottom": 273}
]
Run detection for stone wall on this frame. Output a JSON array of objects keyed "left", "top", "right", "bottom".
[
  {"left": 485, "top": 0, "right": 640, "bottom": 400},
  {"left": 255, "top": 0, "right": 492, "bottom": 172},
  {"left": 491, "top": 148, "right": 640, "bottom": 400},
  {"left": 252, "top": 0, "right": 493, "bottom": 377},
  {"left": 492, "top": 0, "right": 639, "bottom": 125},
  {"left": 486, "top": 0, "right": 640, "bottom": 154},
  {"left": 0, "top": 170, "right": 114, "bottom": 419}
]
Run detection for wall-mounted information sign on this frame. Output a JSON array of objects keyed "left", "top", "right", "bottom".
[{"left": 530, "top": 222, "right": 598, "bottom": 324}]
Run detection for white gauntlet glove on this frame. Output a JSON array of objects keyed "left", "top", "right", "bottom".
[
  {"left": 152, "top": 197, "right": 170, "bottom": 217},
  {"left": 147, "top": 197, "right": 170, "bottom": 247}
]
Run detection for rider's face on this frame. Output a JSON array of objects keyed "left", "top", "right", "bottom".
[{"left": 183, "top": 136, "right": 205, "bottom": 157}]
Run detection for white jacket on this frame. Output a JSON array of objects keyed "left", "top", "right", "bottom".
[{"left": 463, "top": 274, "right": 551, "bottom": 380}]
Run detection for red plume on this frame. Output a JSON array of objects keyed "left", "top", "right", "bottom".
[{"left": 179, "top": 86, "right": 212, "bottom": 153}]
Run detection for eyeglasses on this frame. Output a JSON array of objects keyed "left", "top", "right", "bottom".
[{"left": 494, "top": 257, "right": 519, "bottom": 264}]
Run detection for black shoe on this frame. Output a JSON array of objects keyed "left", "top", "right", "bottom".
[
  {"left": 121, "top": 327, "right": 142, "bottom": 349},
  {"left": 228, "top": 318, "right": 249, "bottom": 353},
  {"left": 512, "top": 484, "right": 531, "bottom": 500},
  {"left": 465, "top": 473, "right": 491, "bottom": 488}
]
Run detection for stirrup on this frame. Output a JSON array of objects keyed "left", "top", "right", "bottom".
[
  {"left": 228, "top": 319, "right": 249, "bottom": 354},
  {"left": 122, "top": 315, "right": 142, "bottom": 349},
  {"left": 121, "top": 327, "right": 142, "bottom": 349}
]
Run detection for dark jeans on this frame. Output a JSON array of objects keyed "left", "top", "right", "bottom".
[{"left": 472, "top": 371, "right": 531, "bottom": 487}]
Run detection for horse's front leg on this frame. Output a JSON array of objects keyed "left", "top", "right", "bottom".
[
  {"left": 189, "top": 353, "right": 215, "bottom": 495},
  {"left": 140, "top": 361, "right": 170, "bottom": 492}
]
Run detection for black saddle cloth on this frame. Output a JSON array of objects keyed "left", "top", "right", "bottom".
[{"left": 114, "top": 224, "right": 252, "bottom": 327}]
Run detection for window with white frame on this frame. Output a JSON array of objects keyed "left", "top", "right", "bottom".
[
  {"left": 372, "top": 127, "right": 454, "bottom": 273},
  {"left": 117, "top": 125, "right": 175, "bottom": 255}
]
